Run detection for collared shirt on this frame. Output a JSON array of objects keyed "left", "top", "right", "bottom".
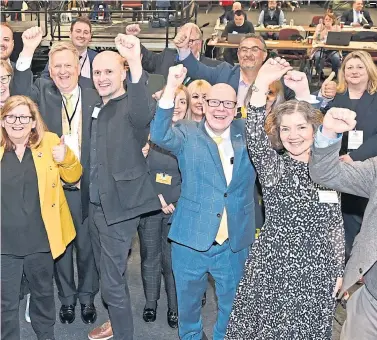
[
  {"left": 353, "top": 9, "right": 361, "bottom": 23},
  {"left": 205, "top": 123, "right": 234, "bottom": 185},
  {"left": 79, "top": 49, "right": 91, "bottom": 79},
  {"left": 258, "top": 9, "right": 285, "bottom": 26},
  {"left": 237, "top": 72, "right": 251, "bottom": 109}
]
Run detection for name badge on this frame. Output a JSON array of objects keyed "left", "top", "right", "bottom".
[
  {"left": 318, "top": 190, "right": 339, "bottom": 204},
  {"left": 156, "top": 173, "right": 172, "bottom": 185},
  {"left": 64, "top": 134, "right": 80, "bottom": 158},
  {"left": 348, "top": 130, "right": 363, "bottom": 150},
  {"left": 91, "top": 107, "right": 101, "bottom": 119}
]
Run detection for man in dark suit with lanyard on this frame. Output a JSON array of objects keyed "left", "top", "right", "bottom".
[
  {"left": 41, "top": 17, "right": 98, "bottom": 89},
  {"left": 13, "top": 26, "right": 100, "bottom": 325}
]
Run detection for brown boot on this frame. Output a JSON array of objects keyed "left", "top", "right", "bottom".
[{"left": 88, "top": 320, "right": 113, "bottom": 340}]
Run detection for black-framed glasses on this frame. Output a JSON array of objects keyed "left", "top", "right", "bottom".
[
  {"left": 206, "top": 99, "right": 237, "bottom": 109},
  {"left": 0, "top": 75, "right": 12, "bottom": 85},
  {"left": 189, "top": 38, "right": 201, "bottom": 44},
  {"left": 4, "top": 115, "right": 33, "bottom": 124},
  {"left": 238, "top": 46, "right": 266, "bottom": 54}
]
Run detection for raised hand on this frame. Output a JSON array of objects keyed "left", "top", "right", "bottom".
[
  {"left": 320, "top": 72, "right": 337, "bottom": 99},
  {"left": 52, "top": 136, "right": 67, "bottom": 163},
  {"left": 284, "top": 70, "right": 310, "bottom": 99},
  {"left": 173, "top": 26, "right": 191, "bottom": 51},
  {"left": 115, "top": 34, "right": 141, "bottom": 64},
  {"left": 125, "top": 24, "right": 141, "bottom": 36},
  {"left": 21, "top": 26, "right": 43, "bottom": 54},
  {"left": 255, "top": 57, "right": 293, "bottom": 89},
  {"left": 322, "top": 108, "right": 357, "bottom": 138},
  {"left": 167, "top": 64, "right": 187, "bottom": 90}
]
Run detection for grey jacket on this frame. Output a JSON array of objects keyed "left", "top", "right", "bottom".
[{"left": 309, "top": 140, "right": 377, "bottom": 297}]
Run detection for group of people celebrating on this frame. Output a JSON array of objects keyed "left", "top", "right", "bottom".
[{"left": 1, "top": 7, "right": 377, "bottom": 340}]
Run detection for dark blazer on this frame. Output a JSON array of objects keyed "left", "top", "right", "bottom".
[
  {"left": 341, "top": 9, "right": 373, "bottom": 26},
  {"left": 93, "top": 71, "right": 161, "bottom": 225},
  {"left": 181, "top": 52, "right": 295, "bottom": 100},
  {"left": 140, "top": 45, "right": 222, "bottom": 81},
  {"left": 41, "top": 48, "right": 98, "bottom": 89},
  {"left": 12, "top": 67, "right": 101, "bottom": 222}
]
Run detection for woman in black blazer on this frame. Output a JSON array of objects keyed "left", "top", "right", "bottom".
[{"left": 327, "top": 51, "right": 377, "bottom": 262}]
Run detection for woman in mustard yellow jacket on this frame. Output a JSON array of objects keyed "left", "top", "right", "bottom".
[{"left": 1, "top": 95, "right": 82, "bottom": 340}]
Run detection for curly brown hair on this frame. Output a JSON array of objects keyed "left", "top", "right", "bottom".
[{"left": 265, "top": 100, "right": 323, "bottom": 150}]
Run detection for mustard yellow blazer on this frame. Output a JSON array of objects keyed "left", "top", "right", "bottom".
[{"left": 0, "top": 132, "right": 82, "bottom": 259}]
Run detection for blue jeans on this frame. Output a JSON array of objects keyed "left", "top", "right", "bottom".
[
  {"left": 172, "top": 241, "right": 248, "bottom": 340},
  {"left": 314, "top": 50, "right": 341, "bottom": 77}
]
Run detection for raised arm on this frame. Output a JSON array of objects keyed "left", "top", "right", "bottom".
[
  {"left": 150, "top": 65, "right": 188, "bottom": 156},
  {"left": 115, "top": 34, "right": 154, "bottom": 129},
  {"left": 310, "top": 108, "right": 376, "bottom": 199}
]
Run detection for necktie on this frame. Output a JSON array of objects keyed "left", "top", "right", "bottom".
[
  {"left": 212, "top": 135, "right": 229, "bottom": 244},
  {"left": 63, "top": 93, "right": 74, "bottom": 119}
]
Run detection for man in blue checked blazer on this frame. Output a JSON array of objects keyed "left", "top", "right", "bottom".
[{"left": 150, "top": 64, "right": 256, "bottom": 340}]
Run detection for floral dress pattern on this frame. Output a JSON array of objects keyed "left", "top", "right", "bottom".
[{"left": 225, "top": 105, "right": 345, "bottom": 340}]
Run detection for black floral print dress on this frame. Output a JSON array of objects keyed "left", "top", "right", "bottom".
[{"left": 225, "top": 105, "right": 345, "bottom": 340}]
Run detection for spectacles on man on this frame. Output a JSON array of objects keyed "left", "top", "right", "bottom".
[
  {"left": 189, "top": 38, "right": 201, "bottom": 44},
  {"left": 238, "top": 46, "right": 266, "bottom": 54},
  {"left": 4, "top": 115, "right": 33, "bottom": 124},
  {"left": 0, "top": 75, "right": 12, "bottom": 85},
  {"left": 206, "top": 99, "right": 237, "bottom": 109}
]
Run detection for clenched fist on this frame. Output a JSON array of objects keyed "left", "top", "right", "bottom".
[
  {"left": 167, "top": 64, "right": 187, "bottom": 90},
  {"left": 284, "top": 70, "right": 310, "bottom": 98},
  {"left": 52, "top": 136, "right": 67, "bottom": 163},
  {"left": 255, "top": 57, "right": 292, "bottom": 89},
  {"left": 115, "top": 34, "right": 141, "bottom": 63},
  {"left": 125, "top": 24, "right": 141, "bottom": 36},
  {"left": 22, "top": 26, "right": 43, "bottom": 53},
  {"left": 322, "top": 108, "right": 357, "bottom": 138}
]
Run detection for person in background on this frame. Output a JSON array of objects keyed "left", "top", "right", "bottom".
[
  {"left": 0, "top": 60, "right": 12, "bottom": 106},
  {"left": 41, "top": 17, "right": 98, "bottom": 89},
  {"left": 223, "top": 2, "right": 248, "bottom": 23},
  {"left": 319, "top": 51, "right": 377, "bottom": 264},
  {"left": 312, "top": 13, "right": 341, "bottom": 79},
  {"left": 125, "top": 23, "right": 221, "bottom": 82},
  {"left": 341, "top": 0, "right": 373, "bottom": 26},
  {"left": 1, "top": 95, "right": 81, "bottom": 340},
  {"left": 0, "top": 23, "right": 15, "bottom": 66},
  {"left": 258, "top": 0, "right": 285, "bottom": 40},
  {"left": 187, "top": 79, "right": 211, "bottom": 122},
  {"left": 219, "top": 0, "right": 235, "bottom": 24},
  {"left": 309, "top": 108, "right": 377, "bottom": 340},
  {"left": 8, "top": 0, "right": 22, "bottom": 21},
  {"left": 226, "top": 59, "right": 344, "bottom": 340},
  {"left": 222, "top": 10, "right": 255, "bottom": 65}
]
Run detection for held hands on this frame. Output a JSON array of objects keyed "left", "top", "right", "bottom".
[
  {"left": 255, "top": 57, "right": 293, "bottom": 90},
  {"left": 322, "top": 108, "right": 357, "bottom": 138},
  {"left": 115, "top": 34, "right": 141, "bottom": 64},
  {"left": 22, "top": 26, "right": 43, "bottom": 53},
  {"left": 125, "top": 24, "right": 141, "bottom": 36},
  {"left": 142, "top": 142, "right": 150, "bottom": 158},
  {"left": 166, "top": 64, "right": 187, "bottom": 90},
  {"left": 52, "top": 136, "right": 67, "bottom": 163},
  {"left": 320, "top": 72, "right": 337, "bottom": 99},
  {"left": 284, "top": 70, "right": 310, "bottom": 99},
  {"left": 158, "top": 194, "right": 175, "bottom": 215}
]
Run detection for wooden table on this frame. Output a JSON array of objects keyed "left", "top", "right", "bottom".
[{"left": 313, "top": 41, "right": 377, "bottom": 52}]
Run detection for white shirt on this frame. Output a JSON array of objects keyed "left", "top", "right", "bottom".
[
  {"left": 79, "top": 49, "right": 91, "bottom": 79},
  {"left": 205, "top": 123, "right": 234, "bottom": 185},
  {"left": 353, "top": 9, "right": 361, "bottom": 24}
]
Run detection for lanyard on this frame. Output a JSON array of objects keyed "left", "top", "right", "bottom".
[
  {"left": 62, "top": 87, "right": 81, "bottom": 134},
  {"left": 80, "top": 53, "right": 89, "bottom": 74}
]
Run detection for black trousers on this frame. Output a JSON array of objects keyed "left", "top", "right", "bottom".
[
  {"left": 89, "top": 203, "right": 140, "bottom": 340},
  {"left": 1, "top": 252, "right": 55, "bottom": 340},
  {"left": 138, "top": 210, "right": 178, "bottom": 311},
  {"left": 54, "top": 189, "right": 99, "bottom": 305}
]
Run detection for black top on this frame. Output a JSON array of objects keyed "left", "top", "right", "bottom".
[
  {"left": 89, "top": 105, "right": 101, "bottom": 205},
  {"left": 223, "top": 20, "right": 255, "bottom": 37},
  {"left": 148, "top": 143, "right": 181, "bottom": 204},
  {"left": 1, "top": 149, "right": 50, "bottom": 256}
]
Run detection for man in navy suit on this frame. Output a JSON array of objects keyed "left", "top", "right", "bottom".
[
  {"left": 41, "top": 17, "right": 98, "bottom": 88},
  {"left": 151, "top": 64, "right": 257, "bottom": 340},
  {"left": 341, "top": 0, "right": 374, "bottom": 26}
]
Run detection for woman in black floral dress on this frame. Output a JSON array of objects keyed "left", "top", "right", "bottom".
[{"left": 225, "top": 58, "right": 345, "bottom": 340}]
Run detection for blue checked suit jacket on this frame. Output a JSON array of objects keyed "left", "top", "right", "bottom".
[{"left": 150, "top": 106, "right": 257, "bottom": 253}]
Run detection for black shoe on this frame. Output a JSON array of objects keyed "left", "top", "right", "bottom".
[
  {"left": 59, "top": 305, "right": 75, "bottom": 324},
  {"left": 81, "top": 303, "right": 97, "bottom": 324},
  {"left": 167, "top": 310, "right": 178, "bottom": 329},
  {"left": 143, "top": 307, "right": 157, "bottom": 322},
  {"left": 202, "top": 332, "right": 208, "bottom": 340},
  {"left": 201, "top": 292, "right": 207, "bottom": 307}
]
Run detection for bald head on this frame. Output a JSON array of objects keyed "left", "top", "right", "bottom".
[
  {"left": 92, "top": 51, "right": 127, "bottom": 104},
  {"left": 208, "top": 83, "right": 236, "bottom": 102},
  {"left": 232, "top": 2, "right": 242, "bottom": 11}
]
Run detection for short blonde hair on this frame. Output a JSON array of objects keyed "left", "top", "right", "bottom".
[
  {"left": 337, "top": 51, "right": 377, "bottom": 95},
  {"left": 186, "top": 79, "right": 211, "bottom": 121},
  {"left": 1, "top": 96, "right": 47, "bottom": 151},
  {"left": 0, "top": 60, "right": 13, "bottom": 77},
  {"left": 49, "top": 41, "right": 80, "bottom": 66}
]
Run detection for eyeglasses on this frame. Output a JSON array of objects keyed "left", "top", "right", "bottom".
[
  {"left": 206, "top": 99, "right": 237, "bottom": 109},
  {"left": 0, "top": 75, "right": 12, "bottom": 85},
  {"left": 189, "top": 38, "right": 201, "bottom": 44},
  {"left": 238, "top": 46, "right": 266, "bottom": 54},
  {"left": 4, "top": 115, "right": 33, "bottom": 124}
]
